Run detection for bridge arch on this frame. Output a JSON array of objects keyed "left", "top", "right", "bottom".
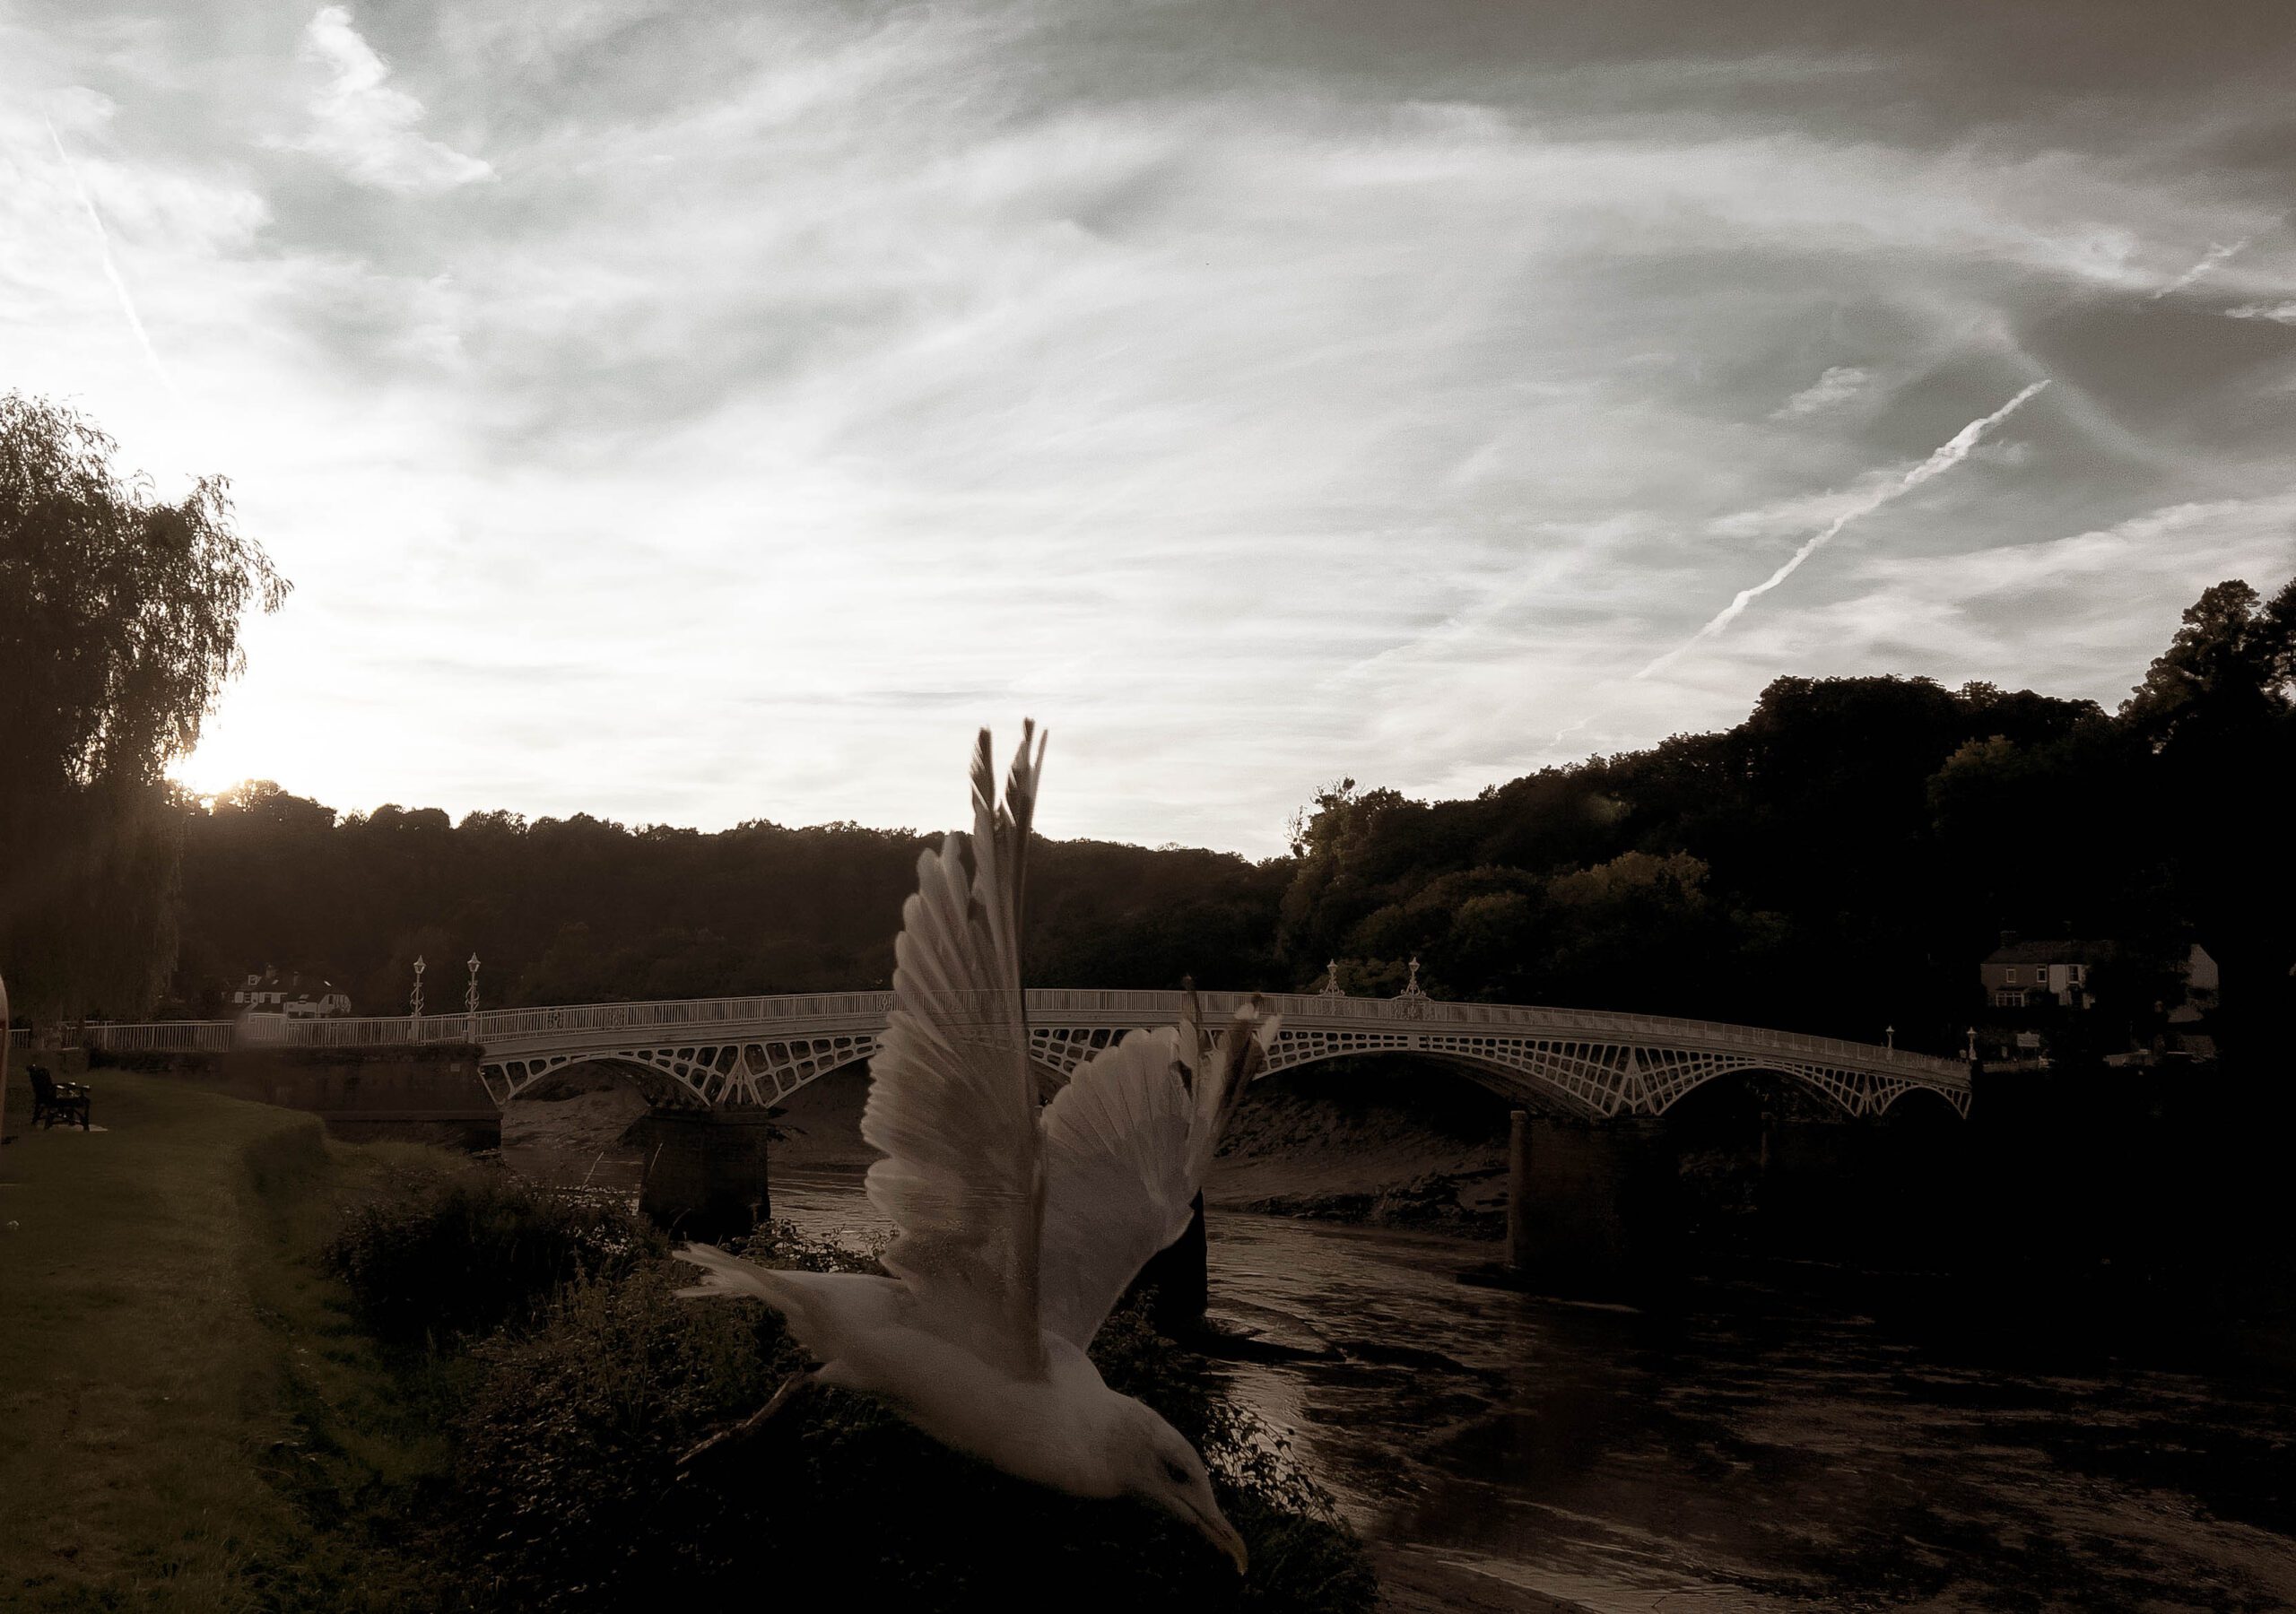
[
  {"left": 497, "top": 1054, "right": 705, "bottom": 1107},
  {"left": 1249, "top": 1038, "right": 1885, "bottom": 1120},
  {"left": 483, "top": 1032, "right": 887, "bottom": 1107},
  {"left": 1875, "top": 1082, "right": 1967, "bottom": 1124},
  {"left": 484, "top": 1037, "right": 1079, "bottom": 1110}
]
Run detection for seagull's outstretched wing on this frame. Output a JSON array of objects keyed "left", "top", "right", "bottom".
[
  {"left": 1037, "top": 994, "right": 1278, "bottom": 1348},
  {"left": 860, "top": 724, "right": 1050, "bottom": 1380}
]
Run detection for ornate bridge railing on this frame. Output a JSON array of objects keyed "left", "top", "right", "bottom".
[{"left": 84, "top": 989, "right": 1971, "bottom": 1119}]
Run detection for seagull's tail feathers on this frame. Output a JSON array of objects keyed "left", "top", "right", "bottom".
[
  {"left": 674, "top": 1242, "right": 799, "bottom": 1305},
  {"left": 674, "top": 1244, "right": 904, "bottom": 1363}
]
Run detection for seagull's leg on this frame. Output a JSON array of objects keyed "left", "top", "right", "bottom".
[{"left": 677, "top": 1371, "right": 813, "bottom": 1470}]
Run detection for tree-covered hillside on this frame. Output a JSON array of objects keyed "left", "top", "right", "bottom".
[
  {"left": 157, "top": 572, "right": 2293, "bottom": 1062},
  {"left": 171, "top": 798, "right": 1290, "bottom": 1019}
]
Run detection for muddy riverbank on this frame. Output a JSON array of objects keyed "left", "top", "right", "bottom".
[{"left": 499, "top": 1058, "right": 1518, "bottom": 1235}]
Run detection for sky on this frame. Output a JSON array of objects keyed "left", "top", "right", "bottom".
[{"left": 4, "top": 0, "right": 2294, "bottom": 855}]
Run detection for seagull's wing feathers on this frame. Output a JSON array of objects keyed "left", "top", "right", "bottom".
[
  {"left": 861, "top": 725, "right": 1050, "bottom": 1380},
  {"left": 1038, "top": 1027, "right": 1193, "bottom": 1348},
  {"left": 1038, "top": 996, "right": 1278, "bottom": 1348}
]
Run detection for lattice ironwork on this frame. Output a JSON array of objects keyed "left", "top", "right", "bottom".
[
  {"left": 481, "top": 1031, "right": 886, "bottom": 1108},
  {"left": 1029, "top": 1024, "right": 1127, "bottom": 1078}
]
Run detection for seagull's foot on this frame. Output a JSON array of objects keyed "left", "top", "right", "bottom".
[{"left": 677, "top": 1371, "right": 813, "bottom": 1471}]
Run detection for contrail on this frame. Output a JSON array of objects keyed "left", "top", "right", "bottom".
[
  {"left": 2149, "top": 239, "right": 2246, "bottom": 300},
  {"left": 1634, "top": 380, "right": 2049, "bottom": 681},
  {"left": 1544, "top": 713, "right": 1593, "bottom": 751},
  {"left": 46, "top": 117, "right": 181, "bottom": 400}
]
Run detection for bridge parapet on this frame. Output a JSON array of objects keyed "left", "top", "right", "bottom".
[{"left": 85, "top": 989, "right": 1970, "bottom": 1119}]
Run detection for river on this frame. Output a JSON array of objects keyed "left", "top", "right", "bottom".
[{"left": 768, "top": 1167, "right": 2296, "bottom": 1612}]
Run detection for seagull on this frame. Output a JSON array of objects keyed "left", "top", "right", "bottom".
[{"left": 674, "top": 723, "right": 1275, "bottom": 1574}]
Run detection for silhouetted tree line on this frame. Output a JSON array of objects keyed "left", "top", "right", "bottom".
[
  {"left": 167, "top": 798, "right": 1291, "bottom": 1021},
  {"left": 152, "top": 572, "right": 2291, "bottom": 1061}
]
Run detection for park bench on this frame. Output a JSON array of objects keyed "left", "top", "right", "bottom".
[{"left": 28, "top": 1065, "right": 91, "bottom": 1131}]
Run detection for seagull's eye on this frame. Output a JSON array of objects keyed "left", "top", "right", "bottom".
[{"left": 1163, "top": 1458, "right": 1191, "bottom": 1486}]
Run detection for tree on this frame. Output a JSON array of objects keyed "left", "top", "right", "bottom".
[
  {"left": 0, "top": 393, "right": 287, "bottom": 1029},
  {"left": 2124, "top": 578, "right": 2296, "bottom": 747},
  {"left": 2120, "top": 574, "right": 2296, "bottom": 1057}
]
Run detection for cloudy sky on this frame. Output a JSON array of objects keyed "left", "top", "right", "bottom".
[{"left": 5, "top": 0, "right": 2294, "bottom": 854}]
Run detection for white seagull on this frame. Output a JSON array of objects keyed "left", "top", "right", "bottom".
[{"left": 675, "top": 724, "right": 1275, "bottom": 1573}]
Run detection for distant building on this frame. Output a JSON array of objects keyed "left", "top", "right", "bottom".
[
  {"left": 1979, "top": 933, "right": 2221, "bottom": 1020},
  {"left": 1980, "top": 933, "right": 2110, "bottom": 1010},
  {"left": 2166, "top": 943, "right": 2219, "bottom": 1026},
  {"left": 230, "top": 966, "right": 353, "bottom": 1019}
]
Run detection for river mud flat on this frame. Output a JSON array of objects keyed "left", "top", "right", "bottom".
[{"left": 500, "top": 1060, "right": 1512, "bottom": 1228}]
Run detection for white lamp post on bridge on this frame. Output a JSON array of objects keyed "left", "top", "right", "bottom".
[
  {"left": 410, "top": 954, "right": 425, "bottom": 1022},
  {"left": 465, "top": 952, "right": 481, "bottom": 1037}
]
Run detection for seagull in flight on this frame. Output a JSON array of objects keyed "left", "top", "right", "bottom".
[{"left": 675, "top": 724, "right": 1275, "bottom": 1573}]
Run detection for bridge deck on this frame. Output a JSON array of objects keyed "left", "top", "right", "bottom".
[{"left": 83, "top": 988, "right": 1969, "bottom": 1119}]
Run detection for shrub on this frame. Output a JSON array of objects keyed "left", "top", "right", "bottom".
[
  {"left": 324, "top": 1173, "right": 663, "bottom": 1347},
  {"left": 449, "top": 1263, "right": 788, "bottom": 1608}
]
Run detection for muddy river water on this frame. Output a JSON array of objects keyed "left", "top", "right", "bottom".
[{"left": 769, "top": 1167, "right": 2296, "bottom": 1612}]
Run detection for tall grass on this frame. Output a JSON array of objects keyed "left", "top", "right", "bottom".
[{"left": 323, "top": 1176, "right": 664, "bottom": 1346}]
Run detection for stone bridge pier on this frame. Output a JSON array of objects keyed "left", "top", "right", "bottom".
[
  {"left": 1499, "top": 1100, "right": 1976, "bottom": 1298},
  {"left": 631, "top": 1106, "right": 775, "bottom": 1241},
  {"left": 1504, "top": 1113, "right": 1682, "bottom": 1297}
]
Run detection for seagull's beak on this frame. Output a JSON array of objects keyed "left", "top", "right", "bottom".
[{"left": 1188, "top": 1496, "right": 1249, "bottom": 1576}]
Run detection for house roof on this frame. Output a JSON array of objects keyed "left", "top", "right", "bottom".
[
  {"left": 1984, "top": 940, "right": 2117, "bottom": 966},
  {"left": 230, "top": 968, "right": 342, "bottom": 992}
]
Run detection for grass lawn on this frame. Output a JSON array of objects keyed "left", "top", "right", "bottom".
[{"left": 1, "top": 1065, "right": 465, "bottom": 1612}]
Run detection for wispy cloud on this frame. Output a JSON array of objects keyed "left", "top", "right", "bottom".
[
  {"left": 2149, "top": 238, "right": 2246, "bottom": 299},
  {"left": 1635, "top": 381, "right": 2050, "bottom": 681},
  {"left": 282, "top": 5, "right": 493, "bottom": 194},
  {"left": 1772, "top": 364, "right": 1869, "bottom": 418},
  {"left": 4, "top": 3, "right": 2292, "bottom": 852},
  {"left": 43, "top": 115, "right": 179, "bottom": 401},
  {"left": 2224, "top": 300, "right": 2296, "bottom": 325}
]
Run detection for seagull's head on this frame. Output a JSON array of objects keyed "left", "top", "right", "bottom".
[{"left": 1116, "top": 1401, "right": 1248, "bottom": 1575}]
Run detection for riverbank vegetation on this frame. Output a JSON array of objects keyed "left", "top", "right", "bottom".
[
  {"left": 139, "top": 568, "right": 2291, "bottom": 1067},
  {"left": 1, "top": 1070, "right": 1376, "bottom": 1612}
]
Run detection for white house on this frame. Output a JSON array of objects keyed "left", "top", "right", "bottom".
[{"left": 231, "top": 967, "right": 353, "bottom": 1019}]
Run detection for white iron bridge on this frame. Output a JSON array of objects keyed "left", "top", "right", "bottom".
[{"left": 84, "top": 988, "right": 1971, "bottom": 1120}]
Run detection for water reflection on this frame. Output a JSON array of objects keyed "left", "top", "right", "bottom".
[{"left": 770, "top": 1168, "right": 2296, "bottom": 1612}]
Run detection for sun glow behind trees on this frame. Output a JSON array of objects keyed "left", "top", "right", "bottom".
[{"left": 0, "top": 393, "right": 286, "bottom": 1022}]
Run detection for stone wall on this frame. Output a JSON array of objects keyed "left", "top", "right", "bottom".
[{"left": 204, "top": 1046, "right": 500, "bottom": 1148}]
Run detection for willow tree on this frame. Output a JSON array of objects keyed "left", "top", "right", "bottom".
[{"left": 0, "top": 393, "right": 288, "bottom": 1054}]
